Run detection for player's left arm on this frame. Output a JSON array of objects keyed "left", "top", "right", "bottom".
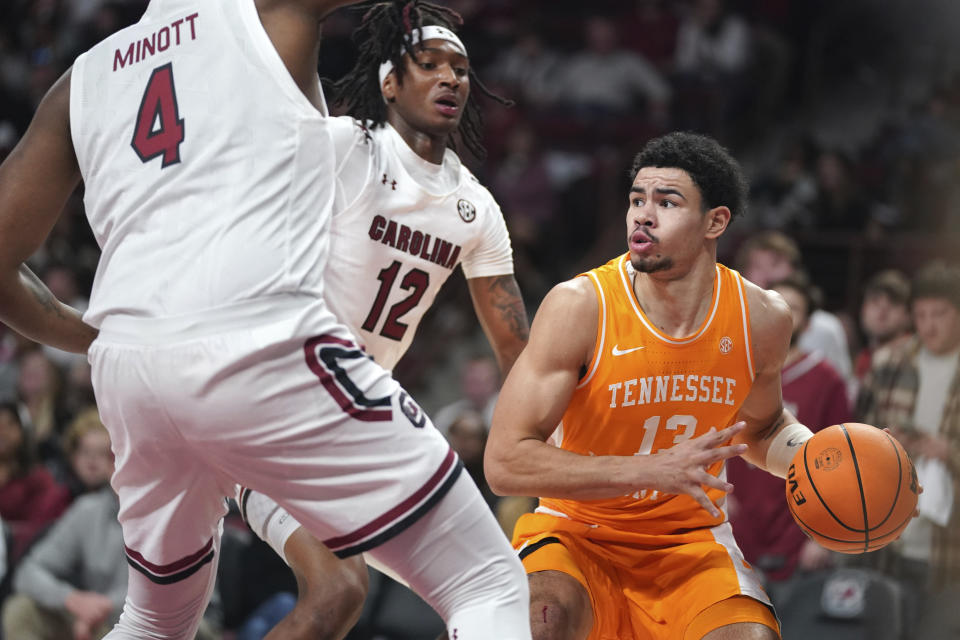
[
  {"left": 0, "top": 68, "right": 97, "bottom": 354},
  {"left": 467, "top": 273, "right": 529, "bottom": 375},
  {"left": 731, "top": 282, "right": 815, "bottom": 478}
]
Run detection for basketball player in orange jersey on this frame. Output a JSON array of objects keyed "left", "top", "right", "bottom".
[{"left": 486, "top": 131, "right": 824, "bottom": 640}]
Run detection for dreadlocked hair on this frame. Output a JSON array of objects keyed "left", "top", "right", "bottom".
[{"left": 330, "top": 0, "right": 512, "bottom": 162}]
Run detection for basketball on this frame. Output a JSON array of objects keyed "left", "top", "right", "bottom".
[{"left": 785, "top": 423, "right": 919, "bottom": 554}]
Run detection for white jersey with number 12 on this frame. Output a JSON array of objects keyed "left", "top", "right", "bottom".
[{"left": 326, "top": 118, "right": 513, "bottom": 370}]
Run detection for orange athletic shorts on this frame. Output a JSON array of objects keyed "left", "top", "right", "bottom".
[{"left": 513, "top": 512, "right": 780, "bottom": 640}]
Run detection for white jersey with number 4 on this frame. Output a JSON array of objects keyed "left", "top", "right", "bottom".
[
  {"left": 70, "top": 0, "right": 336, "bottom": 333},
  {"left": 327, "top": 118, "right": 514, "bottom": 370}
]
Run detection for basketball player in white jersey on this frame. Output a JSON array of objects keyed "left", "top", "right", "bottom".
[
  {"left": 0, "top": 1, "right": 531, "bottom": 639},
  {"left": 235, "top": 3, "right": 530, "bottom": 636}
]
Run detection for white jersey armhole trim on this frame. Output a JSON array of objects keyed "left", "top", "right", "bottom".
[
  {"left": 619, "top": 260, "right": 722, "bottom": 345},
  {"left": 733, "top": 272, "right": 756, "bottom": 381},
  {"left": 576, "top": 272, "right": 606, "bottom": 389},
  {"left": 333, "top": 120, "right": 375, "bottom": 212},
  {"left": 236, "top": 0, "right": 327, "bottom": 117},
  {"left": 68, "top": 57, "right": 86, "bottom": 181}
]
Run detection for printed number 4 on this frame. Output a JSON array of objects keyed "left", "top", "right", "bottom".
[{"left": 131, "top": 63, "right": 185, "bottom": 168}]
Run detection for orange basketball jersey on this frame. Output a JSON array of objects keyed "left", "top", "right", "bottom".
[{"left": 539, "top": 254, "right": 755, "bottom": 534}]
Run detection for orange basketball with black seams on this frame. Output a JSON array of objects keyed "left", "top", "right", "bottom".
[{"left": 785, "top": 422, "right": 920, "bottom": 554}]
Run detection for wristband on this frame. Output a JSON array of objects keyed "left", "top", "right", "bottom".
[{"left": 765, "top": 422, "right": 814, "bottom": 479}]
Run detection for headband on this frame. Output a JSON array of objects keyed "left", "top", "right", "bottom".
[{"left": 377, "top": 25, "right": 469, "bottom": 88}]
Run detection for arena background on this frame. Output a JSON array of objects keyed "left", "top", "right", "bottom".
[{"left": 0, "top": 1, "right": 958, "bottom": 638}]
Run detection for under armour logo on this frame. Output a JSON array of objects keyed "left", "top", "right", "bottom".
[{"left": 382, "top": 173, "right": 397, "bottom": 190}]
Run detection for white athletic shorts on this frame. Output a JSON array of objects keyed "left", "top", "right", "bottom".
[{"left": 90, "top": 295, "right": 459, "bottom": 584}]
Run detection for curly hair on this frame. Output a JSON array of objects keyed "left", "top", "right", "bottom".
[
  {"left": 631, "top": 132, "right": 749, "bottom": 221},
  {"left": 329, "top": 0, "right": 511, "bottom": 161}
]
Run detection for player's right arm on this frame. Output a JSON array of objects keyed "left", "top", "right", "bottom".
[
  {"left": 484, "top": 277, "right": 747, "bottom": 515},
  {"left": 0, "top": 69, "right": 97, "bottom": 354},
  {"left": 255, "top": 0, "right": 364, "bottom": 109}
]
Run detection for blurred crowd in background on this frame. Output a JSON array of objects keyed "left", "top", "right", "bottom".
[{"left": 0, "top": 0, "right": 959, "bottom": 638}]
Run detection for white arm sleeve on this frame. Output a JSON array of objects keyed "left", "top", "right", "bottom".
[{"left": 236, "top": 487, "right": 302, "bottom": 566}]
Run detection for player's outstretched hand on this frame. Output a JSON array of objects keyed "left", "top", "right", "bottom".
[{"left": 638, "top": 422, "right": 747, "bottom": 518}]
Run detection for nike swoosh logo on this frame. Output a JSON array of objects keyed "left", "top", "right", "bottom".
[{"left": 611, "top": 345, "right": 645, "bottom": 356}]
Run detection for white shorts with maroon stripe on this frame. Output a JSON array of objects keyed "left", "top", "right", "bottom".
[{"left": 91, "top": 296, "right": 457, "bottom": 586}]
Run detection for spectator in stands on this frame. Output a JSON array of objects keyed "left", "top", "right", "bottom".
[
  {"left": 747, "top": 137, "right": 818, "bottom": 231},
  {"left": 490, "top": 123, "right": 558, "bottom": 295},
  {"left": 486, "top": 28, "right": 560, "bottom": 109},
  {"left": 675, "top": 0, "right": 751, "bottom": 75},
  {"left": 617, "top": 0, "right": 680, "bottom": 71},
  {"left": 554, "top": 16, "right": 671, "bottom": 125},
  {"left": 735, "top": 230, "right": 854, "bottom": 384},
  {"left": 672, "top": 0, "right": 752, "bottom": 138},
  {"left": 15, "top": 349, "right": 66, "bottom": 463},
  {"left": 2, "top": 484, "right": 124, "bottom": 640},
  {"left": 856, "top": 261, "right": 960, "bottom": 636},
  {"left": 0, "top": 401, "right": 69, "bottom": 562},
  {"left": 727, "top": 271, "right": 850, "bottom": 604},
  {"left": 54, "top": 407, "right": 113, "bottom": 498},
  {"left": 854, "top": 269, "right": 912, "bottom": 382},
  {"left": 446, "top": 410, "right": 498, "bottom": 510},
  {"left": 811, "top": 148, "right": 876, "bottom": 233},
  {"left": 432, "top": 354, "right": 502, "bottom": 434},
  {"left": 2, "top": 481, "right": 222, "bottom": 640}
]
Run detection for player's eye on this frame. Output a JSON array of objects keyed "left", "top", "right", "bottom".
[
  {"left": 631, "top": 197, "right": 644, "bottom": 207},
  {"left": 454, "top": 66, "right": 468, "bottom": 77},
  {"left": 660, "top": 199, "right": 677, "bottom": 208},
  {"left": 419, "top": 61, "right": 436, "bottom": 70}
]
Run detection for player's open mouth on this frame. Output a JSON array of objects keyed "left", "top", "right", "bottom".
[
  {"left": 435, "top": 99, "right": 460, "bottom": 116},
  {"left": 630, "top": 230, "right": 656, "bottom": 251}
]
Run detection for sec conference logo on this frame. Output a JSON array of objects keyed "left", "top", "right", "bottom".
[
  {"left": 457, "top": 199, "right": 476, "bottom": 223},
  {"left": 719, "top": 336, "right": 733, "bottom": 354}
]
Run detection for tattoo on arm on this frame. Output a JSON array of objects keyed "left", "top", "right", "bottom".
[
  {"left": 486, "top": 275, "right": 529, "bottom": 342},
  {"left": 758, "top": 413, "right": 788, "bottom": 441},
  {"left": 19, "top": 264, "right": 65, "bottom": 320}
]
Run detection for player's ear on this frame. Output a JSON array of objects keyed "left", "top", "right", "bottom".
[
  {"left": 381, "top": 73, "right": 397, "bottom": 103},
  {"left": 704, "top": 206, "right": 731, "bottom": 239}
]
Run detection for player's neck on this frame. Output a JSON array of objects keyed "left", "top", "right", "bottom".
[
  {"left": 386, "top": 114, "right": 448, "bottom": 164},
  {"left": 632, "top": 258, "right": 717, "bottom": 338}
]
